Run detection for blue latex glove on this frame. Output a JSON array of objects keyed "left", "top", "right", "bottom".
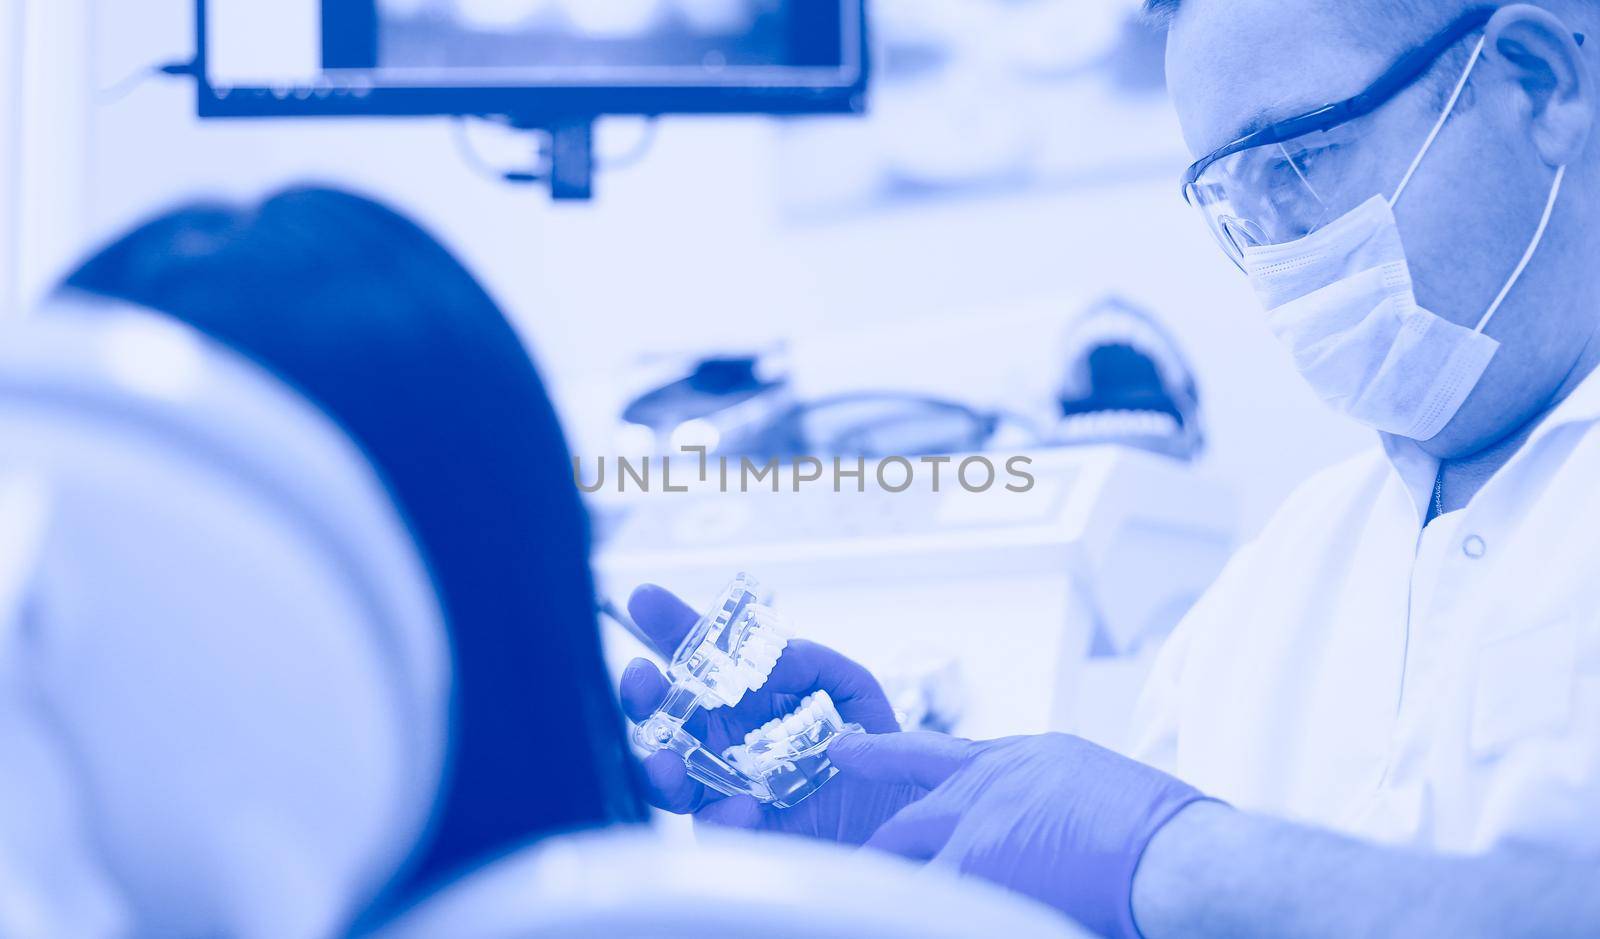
[
  {"left": 617, "top": 585, "right": 919, "bottom": 844},
  {"left": 828, "top": 732, "right": 1215, "bottom": 939}
]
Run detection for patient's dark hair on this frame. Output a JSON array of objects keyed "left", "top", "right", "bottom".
[{"left": 63, "top": 186, "right": 647, "bottom": 902}]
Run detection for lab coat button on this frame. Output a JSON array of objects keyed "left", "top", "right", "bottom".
[{"left": 1463, "top": 535, "right": 1487, "bottom": 559}]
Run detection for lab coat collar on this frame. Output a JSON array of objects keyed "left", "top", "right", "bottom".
[
  {"left": 1539, "top": 356, "right": 1600, "bottom": 430},
  {"left": 1379, "top": 359, "right": 1600, "bottom": 525},
  {"left": 1379, "top": 434, "right": 1440, "bottom": 527}
]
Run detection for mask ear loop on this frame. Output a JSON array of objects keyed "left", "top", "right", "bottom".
[
  {"left": 1381, "top": 31, "right": 1564, "bottom": 334},
  {"left": 1391, "top": 35, "right": 1488, "bottom": 207},
  {"left": 1477, "top": 163, "right": 1566, "bottom": 332}
]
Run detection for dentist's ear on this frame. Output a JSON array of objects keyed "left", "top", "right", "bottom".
[{"left": 1487, "top": 4, "right": 1594, "bottom": 166}]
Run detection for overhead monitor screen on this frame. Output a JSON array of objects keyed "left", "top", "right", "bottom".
[{"left": 199, "top": 0, "right": 867, "bottom": 117}]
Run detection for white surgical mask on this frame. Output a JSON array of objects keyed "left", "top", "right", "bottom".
[{"left": 1242, "top": 36, "right": 1567, "bottom": 441}]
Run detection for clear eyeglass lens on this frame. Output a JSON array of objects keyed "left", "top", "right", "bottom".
[
  {"left": 1220, "top": 215, "right": 1269, "bottom": 256},
  {"left": 1190, "top": 122, "right": 1378, "bottom": 263}
]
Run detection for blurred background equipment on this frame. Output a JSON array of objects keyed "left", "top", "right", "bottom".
[
  {"left": 691, "top": 391, "right": 1023, "bottom": 462},
  {"left": 194, "top": 0, "right": 869, "bottom": 198},
  {"left": 757, "top": 393, "right": 1008, "bottom": 459},
  {"left": 618, "top": 351, "right": 794, "bottom": 456},
  {"left": 781, "top": 0, "right": 1170, "bottom": 214},
  {"left": 878, "top": 647, "right": 964, "bottom": 734},
  {"left": 1052, "top": 296, "right": 1205, "bottom": 461},
  {"left": 609, "top": 294, "right": 1205, "bottom": 464}
]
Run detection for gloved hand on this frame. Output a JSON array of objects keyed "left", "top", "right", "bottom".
[
  {"left": 617, "top": 584, "right": 919, "bottom": 844},
  {"left": 828, "top": 731, "right": 1215, "bottom": 939}
]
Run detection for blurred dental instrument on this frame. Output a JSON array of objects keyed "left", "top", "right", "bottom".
[
  {"left": 616, "top": 352, "right": 794, "bottom": 457},
  {"left": 732, "top": 391, "right": 1037, "bottom": 460}
]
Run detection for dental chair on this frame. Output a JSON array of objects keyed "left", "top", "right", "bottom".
[
  {"left": 0, "top": 302, "right": 449, "bottom": 939},
  {"left": 0, "top": 303, "right": 1090, "bottom": 939},
  {"left": 370, "top": 826, "right": 1090, "bottom": 939}
]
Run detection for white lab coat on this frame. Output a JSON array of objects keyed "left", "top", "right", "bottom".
[{"left": 1130, "top": 366, "right": 1600, "bottom": 855}]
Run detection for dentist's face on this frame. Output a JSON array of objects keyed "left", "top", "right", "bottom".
[{"left": 1165, "top": 0, "right": 1598, "bottom": 456}]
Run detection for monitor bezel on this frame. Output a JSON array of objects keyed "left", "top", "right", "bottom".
[{"left": 194, "top": 0, "right": 870, "bottom": 120}]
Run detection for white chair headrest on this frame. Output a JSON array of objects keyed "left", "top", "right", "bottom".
[
  {"left": 370, "top": 827, "right": 1092, "bottom": 939},
  {"left": 0, "top": 299, "right": 450, "bottom": 939}
]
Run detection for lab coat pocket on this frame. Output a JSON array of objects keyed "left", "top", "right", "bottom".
[{"left": 1470, "top": 617, "right": 1579, "bottom": 759}]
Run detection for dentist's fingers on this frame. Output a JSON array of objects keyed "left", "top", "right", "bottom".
[
  {"left": 620, "top": 656, "right": 712, "bottom": 747},
  {"left": 828, "top": 732, "right": 979, "bottom": 790},
  {"left": 694, "top": 793, "right": 766, "bottom": 829},
  {"left": 642, "top": 750, "right": 713, "bottom": 815},
  {"left": 619, "top": 658, "right": 670, "bottom": 723},
  {"left": 626, "top": 584, "right": 701, "bottom": 659},
  {"left": 763, "top": 640, "right": 902, "bottom": 733},
  {"left": 862, "top": 794, "right": 961, "bottom": 862},
  {"left": 624, "top": 658, "right": 717, "bottom": 814}
]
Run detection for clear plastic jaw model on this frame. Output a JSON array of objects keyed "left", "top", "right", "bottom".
[
  {"left": 630, "top": 574, "right": 862, "bottom": 809},
  {"left": 723, "top": 690, "right": 856, "bottom": 807}
]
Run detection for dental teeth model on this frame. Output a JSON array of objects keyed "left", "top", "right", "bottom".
[
  {"left": 723, "top": 689, "right": 856, "bottom": 807},
  {"left": 630, "top": 574, "right": 862, "bottom": 808}
]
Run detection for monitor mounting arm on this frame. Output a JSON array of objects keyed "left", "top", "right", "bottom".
[{"left": 505, "top": 117, "right": 594, "bottom": 201}]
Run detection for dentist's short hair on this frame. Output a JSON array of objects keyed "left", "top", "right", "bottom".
[
  {"left": 1141, "top": 0, "right": 1445, "bottom": 31},
  {"left": 1141, "top": 0, "right": 1484, "bottom": 109}
]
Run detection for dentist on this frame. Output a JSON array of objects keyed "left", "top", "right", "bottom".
[{"left": 624, "top": 3, "right": 1600, "bottom": 936}]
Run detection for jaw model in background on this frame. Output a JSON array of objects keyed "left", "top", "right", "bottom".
[{"left": 630, "top": 574, "right": 862, "bottom": 808}]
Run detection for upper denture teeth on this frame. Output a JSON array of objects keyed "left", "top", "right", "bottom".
[
  {"left": 734, "top": 629, "right": 787, "bottom": 690},
  {"left": 757, "top": 608, "right": 796, "bottom": 640},
  {"left": 812, "top": 690, "right": 841, "bottom": 726}
]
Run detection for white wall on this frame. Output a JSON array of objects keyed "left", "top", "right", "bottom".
[
  {"left": 3, "top": 0, "right": 93, "bottom": 321},
  {"left": 72, "top": 0, "right": 1371, "bottom": 537},
  {"left": 0, "top": 3, "right": 15, "bottom": 318}
]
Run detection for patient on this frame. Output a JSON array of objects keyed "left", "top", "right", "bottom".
[
  {"left": 0, "top": 187, "right": 1101, "bottom": 939},
  {"left": 59, "top": 187, "right": 647, "bottom": 902}
]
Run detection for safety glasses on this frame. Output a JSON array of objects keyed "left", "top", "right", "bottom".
[{"left": 1181, "top": 6, "right": 1513, "bottom": 269}]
